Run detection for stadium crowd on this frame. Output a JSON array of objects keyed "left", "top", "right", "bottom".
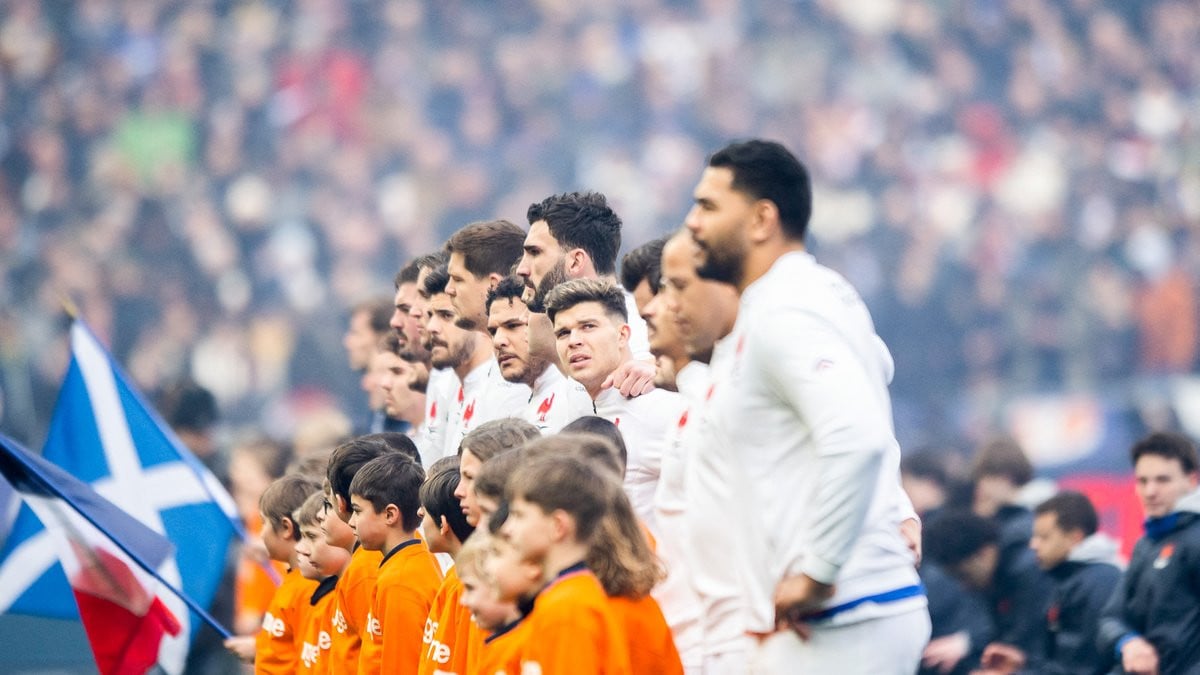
[{"left": 0, "top": 0, "right": 1197, "bottom": 448}]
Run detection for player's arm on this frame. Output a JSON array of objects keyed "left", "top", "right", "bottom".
[
  {"left": 1096, "top": 559, "right": 1142, "bottom": 664},
  {"left": 755, "top": 309, "right": 893, "bottom": 587}
]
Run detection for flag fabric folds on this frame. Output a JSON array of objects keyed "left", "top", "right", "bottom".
[
  {"left": 0, "top": 433, "right": 182, "bottom": 675},
  {"left": 0, "top": 322, "right": 242, "bottom": 673}
]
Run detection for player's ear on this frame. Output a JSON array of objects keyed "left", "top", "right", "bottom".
[
  {"left": 748, "top": 199, "right": 778, "bottom": 244},
  {"left": 384, "top": 503, "right": 401, "bottom": 526},
  {"left": 549, "top": 508, "right": 573, "bottom": 542},
  {"left": 335, "top": 494, "right": 349, "bottom": 516},
  {"left": 618, "top": 323, "right": 631, "bottom": 347},
  {"left": 566, "top": 248, "right": 588, "bottom": 275},
  {"left": 280, "top": 516, "right": 297, "bottom": 541},
  {"left": 439, "top": 515, "right": 452, "bottom": 537}
]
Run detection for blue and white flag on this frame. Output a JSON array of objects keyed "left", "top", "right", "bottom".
[{"left": 0, "top": 322, "right": 242, "bottom": 673}]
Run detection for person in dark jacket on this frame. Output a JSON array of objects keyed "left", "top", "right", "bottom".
[
  {"left": 1098, "top": 432, "right": 1200, "bottom": 675},
  {"left": 905, "top": 451, "right": 995, "bottom": 675},
  {"left": 924, "top": 509, "right": 1054, "bottom": 668},
  {"left": 971, "top": 436, "right": 1036, "bottom": 558},
  {"left": 978, "top": 490, "right": 1122, "bottom": 674}
]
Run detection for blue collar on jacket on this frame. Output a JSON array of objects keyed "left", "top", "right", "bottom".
[{"left": 1144, "top": 513, "right": 1181, "bottom": 540}]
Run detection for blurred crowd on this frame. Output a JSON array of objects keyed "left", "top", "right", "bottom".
[{"left": 0, "top": 0, "right": 1197, "bottom": 449}]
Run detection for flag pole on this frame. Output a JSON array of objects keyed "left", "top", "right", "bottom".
[
  {"left": 59, "top": 292, "right": 79, "bottom": 319},
  {"left": 3, "top": 437, "right": 233, "bottom": 639}
]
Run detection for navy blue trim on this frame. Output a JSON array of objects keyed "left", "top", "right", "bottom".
[
  {"left": 802, "top": 583, "right": 925, "bottom": 622},
  {"left": 311, "top": 575, "right": 339, "bottom": 605},
  {"left": 1145, "top": 513, "right": 1180, "bottom": 540},
  {"left": 554, "top": 561, "right": 588, "bottom": 579},
  {"left": 380, "top": 538, "right": 420, "bottom": 567},
  {"left": 485, "top": 616, "right": 526, "bottom": 644}
]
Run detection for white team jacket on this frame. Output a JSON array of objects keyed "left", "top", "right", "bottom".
[
  {"left": 524, "top": 366, "right": 593, "bottom": 435},
  {"left": 443, "top": 358, "right": 530, "bottom": 458},
  {"left": 708, "top": 251, "right": 922, "bottom": 632},
  {"left": 591, "top": 386, "right": 686, "bottom": 535}
]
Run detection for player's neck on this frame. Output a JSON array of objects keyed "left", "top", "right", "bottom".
[
  {"left": 454, "top": 335, "right": 492, "bottom": 380},
  {"left": 541, "top": 541, "right": 591, "bottom": 583},
  {"left": 738, "top": 239, "right": 806, "bottom": 293},
  {"left": 383, "top": 528, "right": 420, "bottom": 554},
  {"left": 399, "top": 396, "right": 425, "bottom": 427}
]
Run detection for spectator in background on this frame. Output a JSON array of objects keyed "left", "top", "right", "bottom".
[
  {"left": 971, "top": 437, "right": 1038, "bottom": 555},
  {"left": 924, "top": 510, "right": 1054, "bottom": 671},
  {"left": 905, "top": 452, "right": 995, "bottom": 675},
  {"left": 158, "top": 377, "right": 240, "bottom": 674},
  {"left": 228, "top": 436, "right": 292, "bottom": 636},
  {"left": 979, "top": 490, "right": 1121, "bottom": 675},
  {"left": 159, "top": 378, "right": 228, "bottom": 487},
  {"left": 1099, "top": 432, "right": 1200, "bottom": 675}
]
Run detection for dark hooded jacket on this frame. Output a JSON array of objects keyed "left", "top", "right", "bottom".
[
  {"left": 1041, "top": 533, "right": 1122, "bottom": 675},
  {"left": 1098, "top": 490, "right": 1200, "bottom": 674}
]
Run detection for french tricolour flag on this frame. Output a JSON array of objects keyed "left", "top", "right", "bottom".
[
  {"left": 0, "top": 432, "right": 182, "bottom": 674},
  {"left": 0, "top": 321, "right": 242, "bottom": 673}
]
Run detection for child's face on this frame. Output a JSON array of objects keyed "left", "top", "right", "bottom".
[
  {"left": 295, "top": 522, "right": 324, "bottom": 581},
  {"left": 308, "top": 514, "right": 352, "bottom": 577},
  {"left": 321, "top": 499, "right": 352, "bottom": 552},
  {"left": 500, "top": 497, "right": 555, "bottom": 564},
  {"left": 485, "top": 534, "right": 542, "bottom": 603},
  {"left": 259, "top": 511, "right": 295, "bottom": 563},
  {"left": 460, "top": 568, "right": 518, "bottom": 631},
  {"left": 454, "top": 449, "right": 483, "bottom": 527},
  {"left": 475, "top": 493, "right": 499, "bottom": 532},
  {"left": 349, "top": 495, "right": 388, "bottom": 551},
  {"left": 419, "top": 507, "right": 450, "bottom": 554}
]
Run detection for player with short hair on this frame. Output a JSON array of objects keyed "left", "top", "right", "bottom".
[
  {"left": 517, "top": 191, "right": 656, "bottom": 397},
  {"left": 349, "top": 453, "right": 443, "bottom": 675},
  {"left": 292, "top": 490, "right": 348, "bottom": 673},
  {"left": 445, "top": 219, "right": 527, "bottom": 332},
  {"left": 323, "top": 437, "right": 393, "bottom": 671},
  {"left": 544, "top": 278, "right": 687, "bottom": 532},
  {"left": 685, "top": 139, "right": 927, "bottom": 672},
  {"left": 236, "top": 474, "right": 320, "bottom": 671},
  {"left": 486, "top": 276, "right": 593, "bottom": 433},
  {"left": 424, "top": 265, "right": 530, "bottom": 463},
  {"left": 416, "top": 457, "right": 475, "bottom": 675}
]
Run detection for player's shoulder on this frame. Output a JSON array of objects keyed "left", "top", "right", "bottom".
[{"left": 633, "top": 388, "right": 687, "bottom": 416}]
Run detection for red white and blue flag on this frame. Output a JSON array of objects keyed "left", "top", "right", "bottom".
[
  {"left": 0, "top": 322, "right": 242, "bottom": 673},
  {"left": 0, "top": 432, "right": 182, "bottom": 674}
]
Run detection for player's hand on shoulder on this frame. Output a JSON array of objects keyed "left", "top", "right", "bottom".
[{"left": 603, "top": 359, "right": 656, "bottom": 397}]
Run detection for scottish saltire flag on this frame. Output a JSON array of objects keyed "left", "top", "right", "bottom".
[
  {"left": 0, "top": 322, "right": 242, "bottom": 673},
  {"left": 0, "top": 433, "right": 182, "bottom": 675}
]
